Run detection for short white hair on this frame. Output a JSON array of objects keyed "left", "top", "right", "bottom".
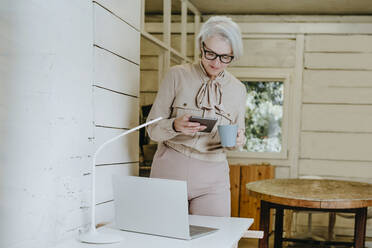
[{"left": 196, "top": 16, "right": 243, "bottom": 61}]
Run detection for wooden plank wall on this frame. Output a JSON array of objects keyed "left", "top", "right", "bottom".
[
  {"left": 140, "top": 34, "right": 195, "bottom": 108},
  {"left": 92, "top": 1, "right": 140, "bottom": 225},
  {"left": 299, "top": 34, "right": 372, "bottom": 236}
]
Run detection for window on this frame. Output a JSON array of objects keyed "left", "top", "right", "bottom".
[
  {"left": 242, "top": 81, "right": 283, "bottom": 153},
  {"left": 228, "top": 70, "right": 291, "bottom": 159}
]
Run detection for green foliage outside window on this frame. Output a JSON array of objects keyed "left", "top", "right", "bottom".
[{"left": 241, "top": 81, "right": 283, "bottom": 152}]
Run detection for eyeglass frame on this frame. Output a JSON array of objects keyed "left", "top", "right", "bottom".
[{"left": 201, "top": 42, "right": 234, "bottom": 64}]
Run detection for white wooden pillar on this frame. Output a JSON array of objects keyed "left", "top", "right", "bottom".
[
  {"left": 163, "top": 0, "right": 171, "bottom": 71},
  {"left": 194, "top": 14, "right": 201, "bottom": 62},
  {"left": 181, "top": 0, "right": 188, "bottom": 63},
  {"left": 141, "top": 0, "right": 145, "bottom": 31},
  {"left": 290, "top": 34, "right": 305, "bottom": 178}
]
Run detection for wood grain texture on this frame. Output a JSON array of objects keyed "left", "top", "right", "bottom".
[
  {"left": 246, "top": 179, "right": 372, "bottom": 209},
  {"left": 300, "top": 132, "right": 372, "bottom": 161},
  {"left": 301, "top": 104, "right": 372, "bottom": 132},
  {"left": 229, "top": 165, "right": 241, "bottom": 217},
  {"left": 239, "top": 164, "right": 275, "bottom": 230}
]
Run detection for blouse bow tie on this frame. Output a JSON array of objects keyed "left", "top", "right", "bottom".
[{"left": 196, "top": 80, "right": 231, "bottom": 121}]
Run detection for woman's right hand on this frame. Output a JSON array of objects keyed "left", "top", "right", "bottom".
[{"left": 173, "top": 114, "right": 206, "bottom": 135}]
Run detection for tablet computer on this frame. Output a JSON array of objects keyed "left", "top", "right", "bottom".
[{"left": 189, "top": 116, "right": 218, "bottom": 133}]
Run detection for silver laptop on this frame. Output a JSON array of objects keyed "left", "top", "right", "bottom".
[{"left": 112, "top": 176, "right": 218, "bottom": 240}]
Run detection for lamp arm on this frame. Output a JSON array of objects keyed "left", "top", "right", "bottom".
[{"left": 89, "top": 117, "right": 163, "bottom": 231}]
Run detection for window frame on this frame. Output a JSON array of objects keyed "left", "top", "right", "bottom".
[{"left": 227, "top": 69, "right": 292, "bottom": 159}]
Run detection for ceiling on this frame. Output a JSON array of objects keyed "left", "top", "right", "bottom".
[{"left": 145, "top": 0, "right": 372, "bottom": 15}]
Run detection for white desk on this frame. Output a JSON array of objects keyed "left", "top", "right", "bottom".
[{"left": 54, "top": 215, "right": 253, "bottom": 248}]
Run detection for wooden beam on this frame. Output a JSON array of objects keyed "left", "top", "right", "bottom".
[
  {"left": 290, "top": 34, "right": 305, "bottom": 178},
  {"left": 181, "top": 0, "right": 187, "bottom": 62},
  {"left": 194, "top": 14, "right": 200, "bottom": 62},
  {"left": 140, "top": 0, "right": 145, "bottom": 32},
  {"left": 163, "top": 0, "right": 171, "bottom": 70}
]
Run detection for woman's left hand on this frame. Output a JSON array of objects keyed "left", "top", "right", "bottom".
[{"left": 236, "top": 129, "right": 246, "bottom": 147}]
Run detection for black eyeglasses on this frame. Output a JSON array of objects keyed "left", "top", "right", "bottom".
[{"left": 202, "top": 42, "right": 234, "bottom": 64}]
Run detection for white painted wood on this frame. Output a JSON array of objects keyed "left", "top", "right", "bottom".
[
  {"left": 305, "top": 53, "right": 372, "bottom": 70},
  {"left": 93, "top": 86, "right": 139, "bottom": 128},
  {"left": 185, "top": 0, "right": 201, "bottom": 16},
  {"left": 94, "top": 0, "right": 141, "bottom": 30},
  {"left": 300, "top": 132, "right": 372, "bottom": 161},
  {"left": 163, "top": 0, "right": 171, "bottom": 71},
  {"left": 194, "top": 15, "right": 201, "bottom": 62},
  {"left": 232, "top": 38, "right": 296, "bottom": 68},
  {"left": 140, "top": 70, "right": 158, "bottom": 91},
  {"left": 141, "top": 0, "right": 145, "bottom": 31},
  {"left": 302, "top": 104, "right": 372, "bottom": 132},
  {"left": 94, "top": 3, "right": 140, "bottom": 64},
  {"left": 306, "top": 35, "right": 372, "bottom": 52},
  {"left": 303, "top": 70, "right": 372, "bottom": 104},
  {"left": 275, "top": 166, "right": 291, "bottom": 179},
  {"left": 140, "top": 92, "right": 157, "bottom": 107},
  {"left": 0, "top": 1, "right": 94, "bottom": 247},
  {"left": 299, "top": 159, "right": 372, "bottom": 179},
  {"left": 96, "top": 163, "right": 139, "bottom": 204},
  {"left": 145, "top": 22, "right": 372, "bottom": 35},
  {"left": 95, "top": 200, "right": 115, "bottom": 226},
  {"left": 181, "top": 1, "right": 187, "bottom": 60},
  {"left": 289, "top": 34, "right": 305, "bottom": 178},
  {"left": 94, "top": 47, "right": 139, "bottom": 96},
  {"left": 227, "top": 69, "right": 291, "bottom": 160},
  {"left": 243, "top": 230, "right": 264, "bottom": 239},
  {"left": 52, "top": 215, "right": 253, "bottom": 248},
  {"left": 94, "top": 127, "right": 139, "bottom": 165}
]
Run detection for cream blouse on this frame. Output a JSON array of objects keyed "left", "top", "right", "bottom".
[{"left": 146, "top": 62, "right": 247, "bottom": 162}]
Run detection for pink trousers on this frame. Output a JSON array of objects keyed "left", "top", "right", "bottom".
[{"left": 150, "top": 144, "right": 231, "bottom": 217}]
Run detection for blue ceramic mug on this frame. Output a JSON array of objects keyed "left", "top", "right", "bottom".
[{"left": 218, "top": 124, "right": 238, "bottom": 147}]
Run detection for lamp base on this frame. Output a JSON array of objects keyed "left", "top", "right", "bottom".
[{"left": 79, "top": 229, "right": 123, "bottom": 244}]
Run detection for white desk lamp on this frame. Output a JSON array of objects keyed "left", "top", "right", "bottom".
[{"left": 79, "top": 117, "right": 163, "bottom": 244}]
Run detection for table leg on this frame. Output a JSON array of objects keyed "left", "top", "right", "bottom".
[
  {"left": 274, "top": 207, "right": 284, "bottom": 248},
  {"left": 354, "top": 207, "right": 367, "bottom": 248},
  {"left": 259, "top": 200, "right": 270, "bottom": 248}
]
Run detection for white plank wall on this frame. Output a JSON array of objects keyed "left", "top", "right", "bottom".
[
  {"left": 0, "top": 1, "right": 94, "bottom": 247},
  {"left": 94, "top": 127, "right": 139, "bottom": 165},
  {"left": 300, "top": 34, "right": 372, "bottom": 236},
  {"left": 302, "top": 104, "right": 372, "bottom": 132},
  {"left": 305, "top": 53, "right": 372, "bottom": 70},
  {"left": 93, "top": 87, "right": 139, "bottom": 128},
  {"left": 94, "top": 0, "right": 141, "bottom": 30},
  {"left": 94, "top": 47, "right": 139, "bottom": 96},
  {"left": 93, "top": 2, "right": 140, "bottom": 226},
  {"left": 231, "top": 38, "right": 296, "bottom": 68},
  {"left": 93, "top": 3, "right": 140, "bottom": 64},
  {"left": 300, "top": 132, "right": 372, "bottom": 161},
  {"left": 303, "top": 70, "right": 372, "bottom": 104},
  {"left": 96, "top": 163, "right": 139, "bottom": 204}
]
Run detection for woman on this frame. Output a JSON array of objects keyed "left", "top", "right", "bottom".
[{"left": 146, "top": 16, "right": 246, "bottom": 217}]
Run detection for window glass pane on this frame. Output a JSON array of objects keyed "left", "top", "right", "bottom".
[{"left": 241, "top": 81, "right": 284, "bottom": 153}]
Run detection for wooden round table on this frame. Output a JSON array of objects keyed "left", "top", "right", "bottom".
[{"left": 246, "top": 179, "right": 372, "bottom": 248}]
